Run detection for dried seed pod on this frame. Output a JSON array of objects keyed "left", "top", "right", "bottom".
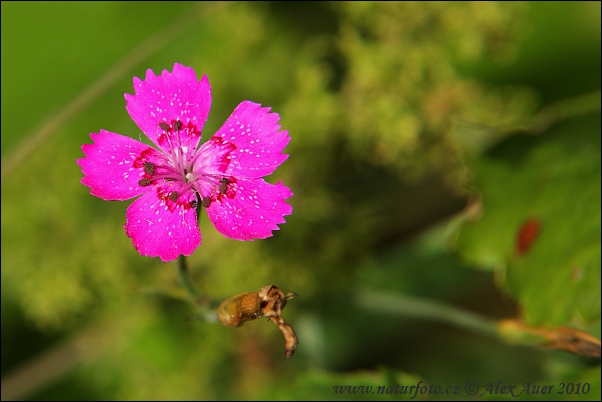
[
  {"left": 218, "top": 285, "right": 298, "bottom": 359},
  {"left": 218, "top": 292, "right": 263, "bottom": 327}
]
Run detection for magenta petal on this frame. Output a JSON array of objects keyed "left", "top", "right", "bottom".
[
  {"left": 125, "top": 63, "right": 211, "bottom": 154},
  {"left": 206, "top": 178, "right": 292, "bottom": 240},
  {"left": 124, "top": 185, "right": 200, "bottom": 261},
  {"left": 78, "top": 130, "right": 162, "bottom": 201},
  {"left": 209, "top": 101, "right": 290, "bottom": 178},
  {"left": 193, "top": 135, "right": 237, "bottom": 175}
]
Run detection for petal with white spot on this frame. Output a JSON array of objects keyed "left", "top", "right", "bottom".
[
  {"left": 78, "top": 130, "right": 162, "bottom": 201},
  {"left": 125, "top": 63, "right": 211, "bottom": 155},
  {"left": 124, "top": 185, "right": 200, "bottom": 261},
  {"left": 209, "top": 101, "right": 290, "bottom": 178},
  {"left": 206, "top": 178, "right": 292, "bottom": 240}
]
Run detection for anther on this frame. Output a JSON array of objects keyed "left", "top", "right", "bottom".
[
  {"left": 169, "top": 191, "right": 178, "bottom": 202},
  {"left": 202, "top": 197, "right": 211, "bottom": 208},
  {"left": 219, "top": 177, "right": 229, "bottom": 194},
  {"left": 190, "top": 199, "right": 198, "bottom": 209},
  {"left": 159, "top": 122, "right": 170, "bottom": 131},
  {"left": 138, "top": 178, "right": 151, "bottom": 187},
  {"left": 143, "top": 162, "right": 155, "bottom": 175},
  {"left": 174, "top": 120, "right": 182, "bottom": 131}
]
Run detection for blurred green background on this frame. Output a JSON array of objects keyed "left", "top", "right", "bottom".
[{"left": 1, "top": 2, "right": 600, "bottom": 400}]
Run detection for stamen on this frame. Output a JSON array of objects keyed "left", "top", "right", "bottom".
[
  {"left": 143, "top": 162, "right": 155, "bottom": 175},
  {"left": 138, "top": 178, "right": 151, "bottom": 187},
  {"left": 202, "top": 197, "right": 211, "bottom": 208},
  {"left": 219, "top": 177, "right": 229, "bottom": 194},
  {"left": 174, "top": 120, "right": 182, "bottom": 131},
  {"left": 169, "top": 191, "right": 178, "bottom": 202},
  {"left": 159, "top": 122, "right": 170, "bottom": 131},
  {"left": 190, "top": 199, "right": 198, "bottom": 209}
]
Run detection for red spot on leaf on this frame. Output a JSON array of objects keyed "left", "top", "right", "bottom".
[{"left": 516, "top": 218, "right": 541, "bottom": 256}]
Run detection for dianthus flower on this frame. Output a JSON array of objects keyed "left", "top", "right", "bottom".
[{"left": 78, "top": 63, "right": 292, "bottom": 261}]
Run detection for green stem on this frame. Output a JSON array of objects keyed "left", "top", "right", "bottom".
[
  {"left": 177, "top": 255, "right": 218, "bottom": 323},
  {"left": 503, "top": 89, "right": 601, "bottom": 135},
  {"left": 178, "top": 255, "right": 200, "bottom": 300},
  {"left": 357, "top": 289, "right": 498, "bottom": 339},
  {"left": 0, "top": 4, "right": 206, "bottom": 183}
]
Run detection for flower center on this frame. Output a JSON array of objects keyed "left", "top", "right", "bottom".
[
  {"left": 162, "top": 120, "right": 191, "bottom": 176},
  {"left": 136, "top": 121, "right": 238, "bottom": 208}
]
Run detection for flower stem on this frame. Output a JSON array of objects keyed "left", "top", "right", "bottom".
[
  {"left": 1, "top": 3, "right": 207, "bottom": 183},
  {"left": 178, "top": 255, "right": 200, "bottom": 300},
  {"left": 357, "top": 289, "right": 498, "bottom": 338},
  {"left": 357, "top": 290, "right": 602, "bottom": 354},
  {"left": 509, "top": 89, "right": 601, "bottom": 135},
  {"left": 177, "top": 255, "right": 218, "bottom": 323}
]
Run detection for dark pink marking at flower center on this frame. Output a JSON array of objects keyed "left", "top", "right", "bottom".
[
  {"left": 157, "top": 187, "right": 196, "bottom": 213},
  {"left": 207, "top": 136, "right": 236, "bottom": 173},
  {"left": 156, "top": 120, "right": 201, "bottom": 148},
  {"left": 131, "top": 121, "right": 242, "bottom": 209},
  {"left": 212, "top": 176, "right": 237, "bottom": 203},
  {"left": 133, "top": 148, "right": 156, "bottom": 169}
]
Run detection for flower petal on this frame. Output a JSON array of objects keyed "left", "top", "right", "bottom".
[
  {"left": 125, "top": 63, "right": 211, "bottom": 155},
  {"left": 206, "top": 101, "right": 290, "bottom": 178},
  {"left": 193, "top": 135, "right": 237, "bottom": 178},
  {"left": 206, "top": 178, "right": 292, "bottom": 240},
  {"left": 78, "top": 130, "right": 163, "bottom": 201},
  {"left": 124, "top": 183, "right": 200, "bottom": 261}
]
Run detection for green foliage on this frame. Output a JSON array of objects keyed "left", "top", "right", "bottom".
[
  {"left": 1, "top": 2, "right": 600, "bottom": 400},
  {"left": 286, "top": 2, "right": 538, "bottom": 187},
  {"left": 453, "top": 116, "right": 601, "bottom": 327}
]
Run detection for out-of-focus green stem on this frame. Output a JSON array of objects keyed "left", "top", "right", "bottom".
[
  {"left": 457, "top": 89, "right": 602, "bottom": 155},
  {"left": 177, "top": 255, "right": 218, "bottom": 323},
  {"left": 505, "top": 89, "right": 601, "bottom": 135},
  {"left": 357, "top": 290, "right": 576, "bottom": 350},
  {"left": 0, "top": 3, "right": 209, "bottom": 183},
  {"left": 178, "top": 255, "right": 200, "bottom": 300},
  {"left": 357, "top": 289, "right": 498, "bottom": 338}
]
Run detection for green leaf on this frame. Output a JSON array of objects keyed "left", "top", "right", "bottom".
[{"left": 453, "top": 114, "right": 601, "bottom": 326}]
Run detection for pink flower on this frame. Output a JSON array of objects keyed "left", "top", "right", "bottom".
[{"left": 77, "top": 63, "right": 292, "bottom": 261}]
